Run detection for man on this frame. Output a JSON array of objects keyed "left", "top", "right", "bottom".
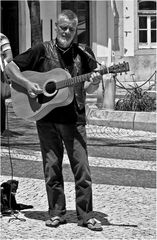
[
  {"left": 0, "top": 33, "right": 13, "bottom": 135},
  {"left": 6, "top": 10, "right": 103, "bottom": 231}
]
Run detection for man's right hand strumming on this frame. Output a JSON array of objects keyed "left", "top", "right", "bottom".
[
  {"left": 5, "top": 61, "right": 42, "bottom": 98},
  {"left": 26, "top": 81, "right": 42, "bottom": 98}
]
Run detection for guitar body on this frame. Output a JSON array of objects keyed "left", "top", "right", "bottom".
[
  {"left": 11, "top": 68, "right": 74, "bottom": 121},
  {"left": 11, "top": 62, "right": 130, "bottom": 121}
]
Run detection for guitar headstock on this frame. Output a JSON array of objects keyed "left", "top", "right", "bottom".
[{"left": 109, "top": 61, "right": 130, "bottom": 74}]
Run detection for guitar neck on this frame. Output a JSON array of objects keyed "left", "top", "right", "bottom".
[
  {"left": 55, "top": 61, "right": 129, "bottom": 89},
  {"left": 55, "top": 67, "right": 109, "bottom": 89}
]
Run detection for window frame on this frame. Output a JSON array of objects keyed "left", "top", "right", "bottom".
[{"left": 138, "top": 1, "right": 157, "bottom": 49}]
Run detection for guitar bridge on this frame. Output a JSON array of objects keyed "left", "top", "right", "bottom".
[{"left": 37, "top": 92, "right": 58, "bottom": 104}]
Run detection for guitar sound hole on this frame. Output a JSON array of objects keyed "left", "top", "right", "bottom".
[{"left": 45, "top": 82, "right": 56, "bottom": 94}]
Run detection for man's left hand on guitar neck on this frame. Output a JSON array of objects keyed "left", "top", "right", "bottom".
[
  {"left": 85, "top": 71, "right": 102, "bottom": 94},
  {"left": 85, "top": 62, "right": 105, "bottom": 94}
]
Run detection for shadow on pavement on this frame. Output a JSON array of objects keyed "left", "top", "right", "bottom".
[
  {"left": 22, "top": 210, "right": 138, "bottom": 228},
  {"left": 88, "top": 138, "right": 156, "bottom": 150},
  {"left": 1, "top": 158, "right": 156, "bottom": 188},
  {"left": 1, "top": 130, "right": 23, "bottom": 137}
]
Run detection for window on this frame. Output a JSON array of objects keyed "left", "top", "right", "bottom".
[
  {"left": 138, "top": 0, "right": 157, "bottom": 48},
  {"left": 61, "top": 1, "right": 89, "bottom": 45}
]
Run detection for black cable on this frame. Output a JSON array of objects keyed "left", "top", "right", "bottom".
[
  {"left": 6, "top": 101, "right": 14, "bottom": 180},
  {"left": 5, "top": 100, "right": 26, "bottom": 222}
]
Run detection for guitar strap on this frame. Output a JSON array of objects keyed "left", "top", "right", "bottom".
[
  {"left": 77, "top": 44, "right": 105, "bottom": 108},
  {"left": 55, "top": 42, "right": 102, "bottom": 77},
  {"left": 77, "top": 44, "right": 102, "bottom": 66},
  {"left": 55, "top": 42, "right": 78, "bottom": 77}
]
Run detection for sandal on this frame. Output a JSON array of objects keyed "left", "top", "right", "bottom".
[
  {"left": 45, "top": 216, "right": 66, "bottom": 228},
  {"left": 87, "top": 218, "right": 103, "bottom": 231}
]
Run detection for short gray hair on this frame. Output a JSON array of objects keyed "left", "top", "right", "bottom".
[{"left": 58, "top": 10, "right": 78, "bottom": 25}]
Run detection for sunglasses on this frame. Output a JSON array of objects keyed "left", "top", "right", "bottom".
[{"left": 57, "top": 24, "right": 76, "bottom": 33}]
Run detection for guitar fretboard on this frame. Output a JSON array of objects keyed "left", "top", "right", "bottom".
[
  {"left": 55, "top": 61, "right": 129, "bottom": 89},
  {"left": 55, "top": 67, "right": 108, "bottom": 89}
]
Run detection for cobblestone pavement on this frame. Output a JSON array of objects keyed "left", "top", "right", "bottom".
[{"left": 0, "top": 103, "right": 156, "bottom": 240}]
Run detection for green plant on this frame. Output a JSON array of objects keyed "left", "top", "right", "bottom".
[{"left": 115, "top": 87, "right": 156, "bottom": 111}]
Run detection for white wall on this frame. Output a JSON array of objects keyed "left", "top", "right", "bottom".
[
  {"left": 40, "top": 1, "right": 57, "bottom": 41},
  {"left": 18, "top": 0, "right": 31, "bottom": 53},
  {"left": 91, "top": 1, "right": 108, "bottom": 58},
  {"left": 18, "top": 0, "right": 57, "bottom": 53},
  {"left": 123, "top": 0, "right": 135, "bottom": 56},
  {"left": 91, "top": 0, "right": 118, "bottom": 63}
]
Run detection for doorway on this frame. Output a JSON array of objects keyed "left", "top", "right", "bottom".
[
  {"left": 1, "top": 1, "right": 19, "bottom": 57},
  {"left": 61, "top": 1, "right": 90, "bottom": 45}
]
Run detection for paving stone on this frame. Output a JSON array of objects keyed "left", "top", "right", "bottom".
[
  {"left": 0, "top": 176, "right": 156, "bottom": 240},
  {"left": 0, "top": 101, "right": 156, "bottom": 239}
]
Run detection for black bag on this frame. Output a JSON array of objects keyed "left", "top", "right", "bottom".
[
  {"left": 0, "top": 179, "right": 33, "bottom": 215},
  {"left": 1, "top": 71, "right": 11, "bottom": 99}
]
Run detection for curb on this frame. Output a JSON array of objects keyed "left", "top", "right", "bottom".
[
  {"left": 6, "top": 99, "right": 156, "bottom": 132},
  {"left": 86, "top": 105, "right": 156, "bottom": 132}
]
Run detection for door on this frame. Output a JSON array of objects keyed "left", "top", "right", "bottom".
[
  {"left": 61, "top": 1, "right": 90, "bottom": 45},
  {"left": 1, "top": 1, "right": 19, "bottom": 57}
]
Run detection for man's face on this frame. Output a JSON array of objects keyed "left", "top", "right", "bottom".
[{"left": 56, "top": 16, "right": 77, "bottom": 48}]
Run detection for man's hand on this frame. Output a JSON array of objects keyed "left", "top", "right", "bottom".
[
  {"left": 89, "top": 72, "right": 102, "bottom": 86},
  {"left": 5, "top": 61, "right": 42, "bottom": 98},
  {"left": 26, "top": 82, "right": 42, "bottom": 98},
  {"left": 85, "top": 72, "right": 102, "bottom": 94}
]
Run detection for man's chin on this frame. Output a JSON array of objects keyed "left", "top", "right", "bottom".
[{"left": 58, "top": 39, "right": 72, "bottom": 49}]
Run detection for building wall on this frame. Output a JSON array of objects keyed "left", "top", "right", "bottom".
[
  {"left": 116, "top": 0, "right": 156, "bottom": 82},
  {"left": 18, "top": 0, "right": 156, "bottom": 83},
  {"left": 91, "top": 1, "right": 109, "bottom": 58},
  {"left": 18, "top": 1, "right": 31, "bottom": 52},
  {"left": 40, "top": 1, "right": 57, "bottom": 42},
  {"left": 94, "top": 0, "right": 156, "bottom": 83}
]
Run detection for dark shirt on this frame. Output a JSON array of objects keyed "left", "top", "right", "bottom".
[{"left": 13, "top": 40, "right": 97, "bottom": 124}]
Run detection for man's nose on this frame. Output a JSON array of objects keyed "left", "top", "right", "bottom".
[{"left": 65, "top": 28, "right": 71, "bottom": 34}]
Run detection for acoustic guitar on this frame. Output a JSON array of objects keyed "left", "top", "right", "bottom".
[{"left": 11, "top": 62, "right": 129, "bottom": 121}]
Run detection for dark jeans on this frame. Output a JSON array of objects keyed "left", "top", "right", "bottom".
[{"left": 36, "top": 121, "right": 93, "bottom": 225}]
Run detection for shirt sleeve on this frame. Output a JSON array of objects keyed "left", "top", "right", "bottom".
[
  {"left": 0, "top": 34, "right": 13, "bottom": 71},
  {"left": 13, "top": 43, "right": 46, "bottom": 72},
  {"left": 0, "top": 33, "right": 11, "bottom": 52}
]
